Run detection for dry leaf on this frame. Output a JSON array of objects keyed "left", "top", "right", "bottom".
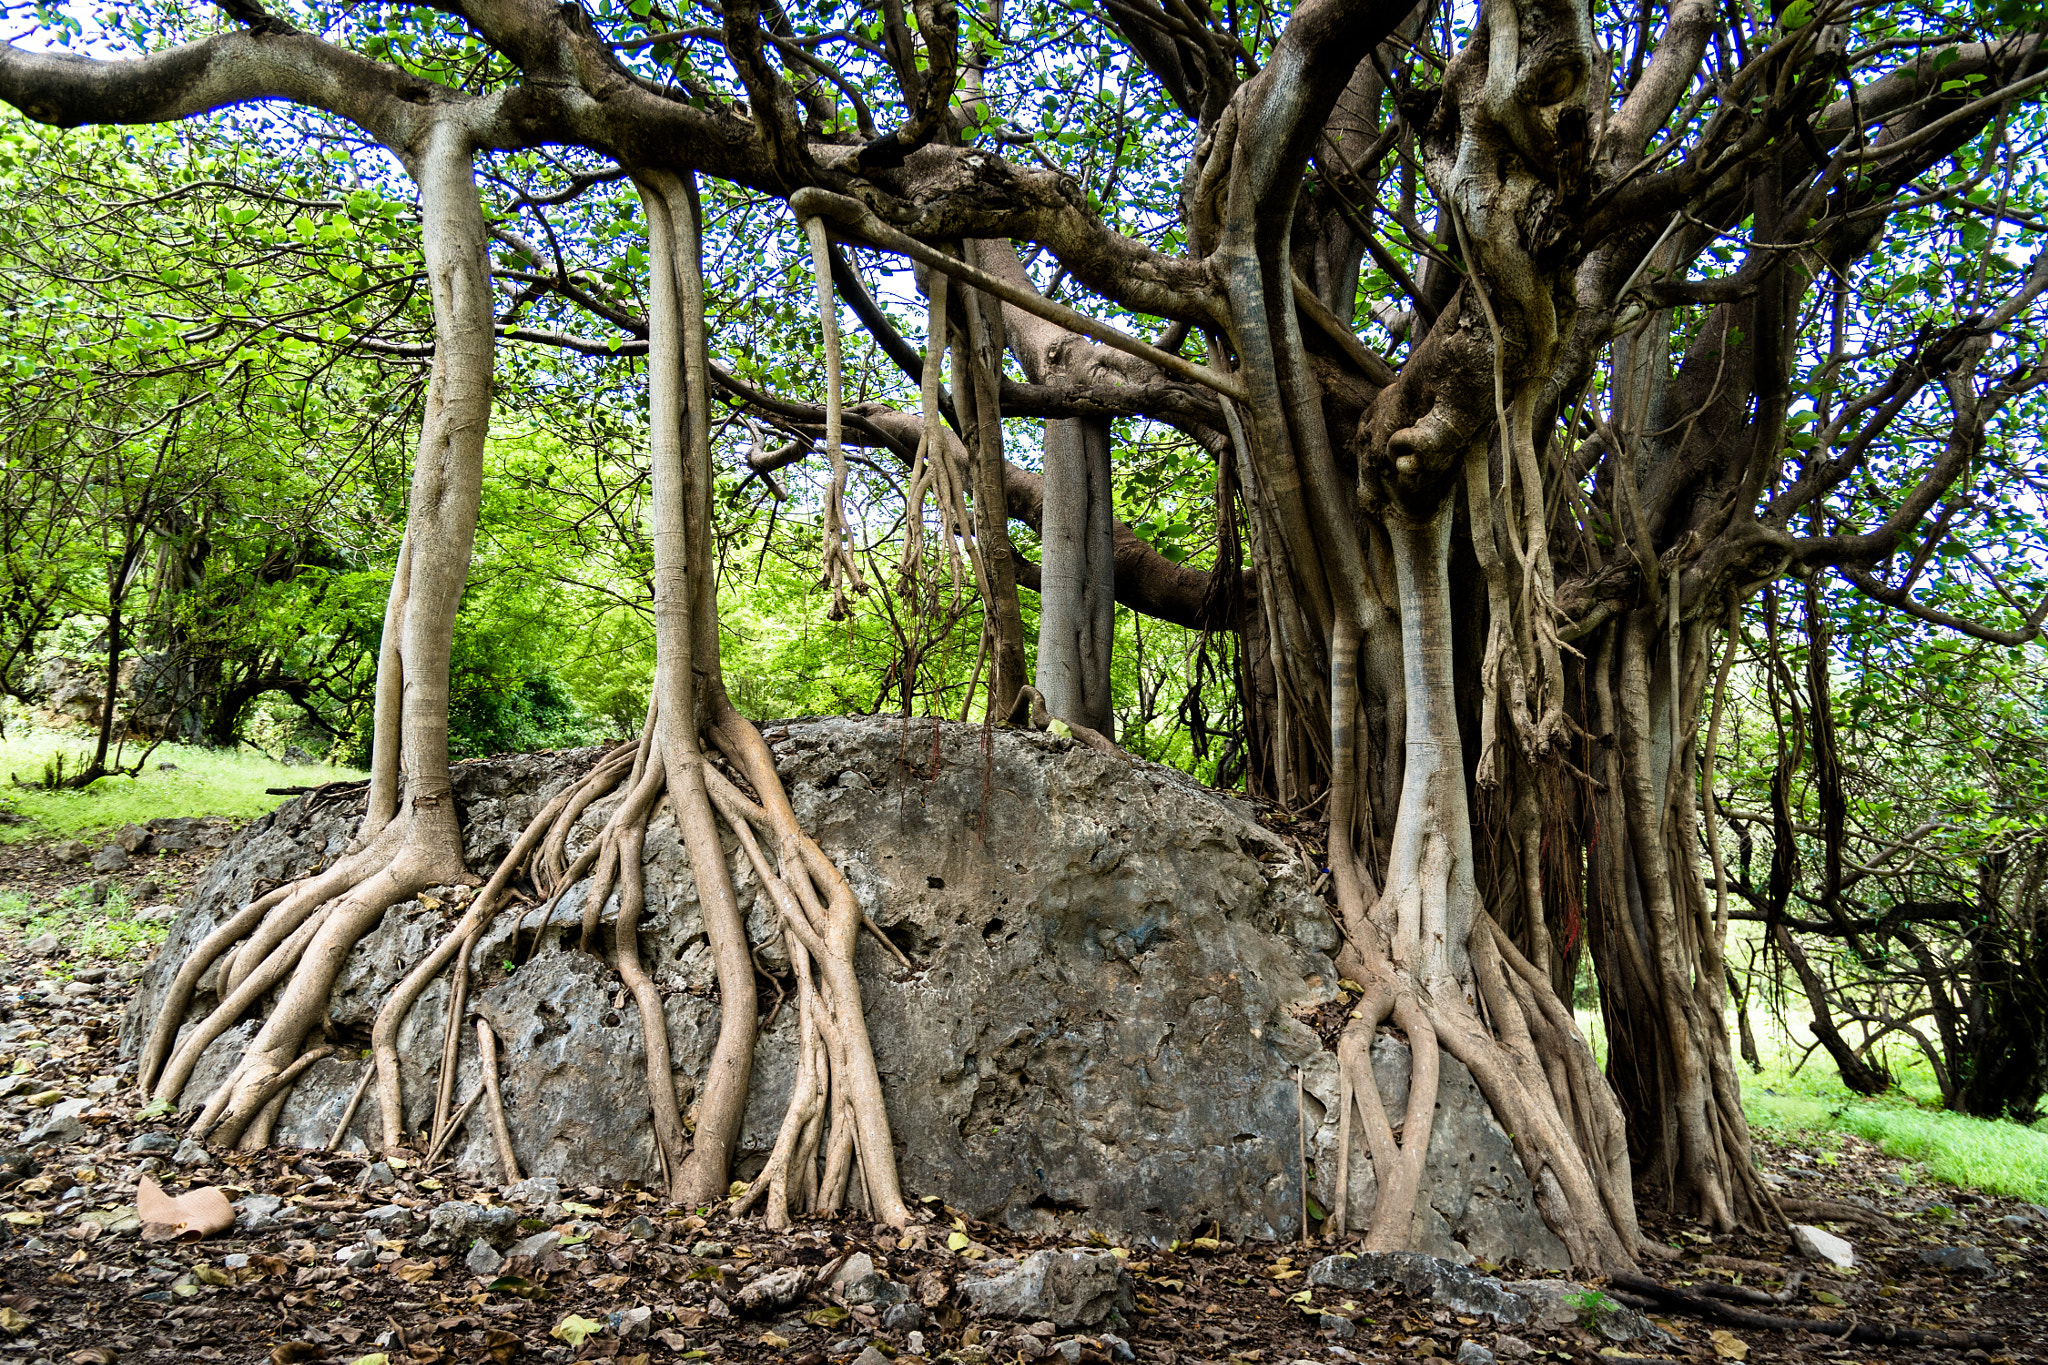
[
  {"left": 268, "top": 1344, "right": 324, "bottom": 1364},
  {"left": 391, "top": 1259, "right": 437, "bottom": 1284},
  {"left": 136, "top": 1175, "right": 234, "bottom": 1241},
  {"left": 0, "top": 1308, "right": 30, "bottom": 1337},
  {"left": 1710, "top": 1329, "right": 1749, "bottom": 1360},
  {"left": 590, "top": 1273, "right": 631, "bottom": 1294},
  {"left": 551, "top": 1314, "right": 606, "bottom": 1347},
  {"left": 67, "top": 1349, "right": 118, "bottom": 1365}
]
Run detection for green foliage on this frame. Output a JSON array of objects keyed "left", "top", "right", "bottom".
[
  {"left": 0, "top": 882, "right": 166, "bottom": 964},
  {"left": 0, "top": 714, "right": 366, "bottom": 844}
]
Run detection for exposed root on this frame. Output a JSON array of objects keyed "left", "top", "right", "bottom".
[
  {"left": 476, "top": 1019, "right": 520, "bottom": 1182},
  {"left": 1611, "top": 1273, "right": 2005, "bottom": 1351},
  {"left": 1003, "top": 683, "right": 1122, "bottom": 758}
]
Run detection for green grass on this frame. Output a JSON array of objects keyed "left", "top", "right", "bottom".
[
  {"left": 0, "top": 883, "right": 166, "bottom": 965},
  {"left": 1579, "top": 1007, "right": 2048, "bottom": 1205},
  {"left": 0, "top": 719, "right": 365, "bottom": 844}
]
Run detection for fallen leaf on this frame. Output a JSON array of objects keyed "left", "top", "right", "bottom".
[
  {"left": 136, "top": 1176, "right": 234, "bottom": 1241},
  {"left": 761, "top": 1333, "right": 790, "bottom": 1349},
  {"left": 559, "top": 1201, "right": 602, "bottom": 1216},
  {"left": 67, "top": 1349, "right": 118, "bottom": 1365},
  {"left": 0, "top": 1308, "right": 30, "bottom": 1336},
  {"left": 551, "top": 1314, "right": 606, "bottom": 1348},
  {"left": 194, "top": 1264, "right": 232, "bottom": 1287},
  {"left": 591, "top": 1273, "right": 630, "bottom": 1294},
  {"left": 806, "top": 1306, "right": 849, "bottom": 1328},
  {"left": 349, "top": 1355, "right": 391, "bottom": 1365},
  {"left": 3, "top": 1212, "right": 42, "bottom": 1227},
  {"left": 1710, "top": 1329, "right": 1748, "bottom": 1360},
  {"left": 482, "top": 1329, "right": 521, "bottom": 1363},
  {"left": 268, "top": 1343, "right": 324, "bottom": 1363},
  {"left": 391, "top": 1260, "right": 438, "bottom": 1284},
  {"left": 947, "top": 1231, "right": 970, "bottom": 1252}
]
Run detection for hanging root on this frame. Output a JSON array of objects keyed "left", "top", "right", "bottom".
[
  {"left": 803, "top": 213, "right": 866, "bottom": 619},
  {"left": 477, "top": 1019, "right": 520, "bottom": 1182}
]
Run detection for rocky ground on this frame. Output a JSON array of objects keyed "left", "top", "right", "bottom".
[{"left": 3, "top": 825, "right": 2047, "bottom": 1365}]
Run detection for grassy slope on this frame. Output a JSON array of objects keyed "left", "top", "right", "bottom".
[
  {"left": 1583, "top": 1009, "right": 2048, "bottom": 1205},
  {"left": 0, "top": 722, "right": 365, "bottom": 845}
]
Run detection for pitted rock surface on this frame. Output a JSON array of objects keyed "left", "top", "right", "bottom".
[{"left": 126, "top": 717, "right": 1564, "bottom": 1257}]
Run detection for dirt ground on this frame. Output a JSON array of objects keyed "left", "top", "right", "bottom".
[{"left": 3, "top": 827, "right": 2045, "bottom": 1365}]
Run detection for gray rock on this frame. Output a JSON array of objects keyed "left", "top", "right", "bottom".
[
  {"left": 692, "top": 1241, "right": 730, "bottom": 1259},
  {"left": 831, "top": 1252, "right": 876, "bottom": 1286},
  {"left": 1097, "top": 1332, "right": 1135, "bottom": 1363},
  {"left": 735, "top": 1265, "right": 808, "bottom": 1315},
  {"left": 1502, "top": 1281, "right": 1669, "bottom": 1345},
  {"left": 25, "top": 934, "right": 61, "bottom": 957},
  {"left": 126, "top": 1131, "right": 177, "bottom": 1155},
  {"left": 358, "top": 1162, "right": 398, "bottom": 1189},
  {"left": 421, "top": 1201, "right": 521, "bottom": 1252},
  {"left": 509, "top": 1230, "right": 562, "bottom": 1260},
  {"left": 1492, "top": 1336, "right": 1533, "bottom": 1359},
  {"left": 120, "top": 720, "right": 1572, "bottom": 1258},
  {"left": 171, "top": 1138, "right": 210, "bottom": 1168},
  {"left": 1309, "top": 1253, "right": 1531, "bottom": 1323},
  {"left": 956, "top": 1249, "right": 1135, "bottom": 1328},
  {"left": 62, "top": 980, "right": 99, "bottom": 998},
  {"left": 48, "top": 840, "right": 88, "bottom": 865},
  {"left": 1999, "top": 1214, "right": 2034, "bottom": 1233},
  {"left": 134, "top": 905, "right": 180, "bottom": 925},
  {"left": 613, "top": 1305, "right": 652, "bottom": 1340},
  {"left": 881, "top": 1302, "right": 925, "bottom": 1332},
  {"left": 466, "top": 1239, "right": 506, "bottom": 1277},
  {"left": 1457, "top": 1344, "right": 1495, "bottom": 1365},
  {"left": 1048, "top": 1342, "right": 1083, "bottom": 1364},
  {"left": 1919, "top": 1245, "right": 1995, "bottom": 1275},
  {"left": 502, "top": 1175, "right": 561, "bottom": 1205},
  {"left": 852, "top": 1347, "right": 891, "bottom": 1365},
  {"left": 1319, "top": 1314, "right": 1356, "bottom": 1337},
  {"left": 843, "top": 1272, "right": 909, "bottom": 1307},
  {"left": 362, "top": 1204, "right": 413, "bottom": 1231},
  {"left": 341, "top": 1244, "right": 379, "bottom": 1270},
  {"left": 624, "top": 1215, "right": 659, "bottom": 1240},
  {"left": 115, "top": 824, "right": 153, "bottom": 855},
  {"left": 1790, "top": 1223, "right": 1855, "bottom": 1269},
  {"left": 90, "top": 847, "right": 132, "bottom": 873},
  {"left": 235, "top": 1194, "right": 286, "bottom": 1231}
]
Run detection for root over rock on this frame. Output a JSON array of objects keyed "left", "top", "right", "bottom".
[{"left": 126, "top": 717, "right": 1566, "bottom": 1259}]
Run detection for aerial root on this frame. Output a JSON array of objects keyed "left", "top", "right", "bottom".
[
  {"left": 803, "top": 213, "right": 865, "bottom": 619},
  {"left": 372, "top": 747, "right": 631, "bottom": 1155},
  {"left": 704, "top": 707, "right": 909, "bottom": 1229},
  {"left": 477, "top": 1019, "right": 520, "bottom": 1182},
  {"left": 1004, "top": 684, "right": 1121, "bottom": 758}
]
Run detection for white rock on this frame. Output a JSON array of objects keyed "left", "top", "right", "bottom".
[{"left": 1790, "top": 1223, "right": 1854, "bottom": 1269}]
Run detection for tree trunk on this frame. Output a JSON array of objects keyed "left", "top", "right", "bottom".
[{"left": 1034, "top": 414, "right": 1115, "bottom": 735}]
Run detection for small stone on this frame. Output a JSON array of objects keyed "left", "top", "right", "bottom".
[
  {"left": 613, "top": 1306, "right": 653, "bottom": 1341},
  {"left": 1919, "top": 1245, "right": 1995, "bottom": 1275},
  {"left": 341, "top": 1243, "right": 379, "bottom": 1270},
  {"left": 624, "top": 1214, "right": 660, "bottom": 1241},
  {"left": 25, "top": 934, "right": 61, "bottom": 957},
  {"left": 358, "top": 1161, "right": 398, "bottom": 1189},
  {"left": 90, "top": 847, "right": 131, "bottom": 873},
  {"left": 830, "top": 1252, "right": 876, "bottom": 1286},
  {"left": 906, "top": 1331, "right": 925, "bottom": 1356},
  {"left": 1457, "top": 1343, "right": 1496, "bottom": 1365},
  {"left": 115, "top": 823, "right": 153, "bottom": 854},
  {"left": 1882, "top": 1172, "right": 1910, "bottom": 1188},
  {"left": 827, "top": 1338, "right": 867, "bottom": 1358},
  {"left": 223, "top": 1253, "right": 250, "bottom": 1270},
  {"left": 236, "top": 1194, "right": 285, "bottom": 1231},
  {"left": 130, "top": 879, "right": 161, "bottom": 900},
  {"left": 954, "top": 1249, "right": 1135, "bottom": 1328},
  {"left": 362, "top": 1204, "right": 413, "bottom": 1230},
  {"left": 1049, "top": 1341, "right": 1084, "bottom": 1364},
  {"left": 502, "top": 1175, "right": 561, "bottom": 1205},
  {"left": 510, "top": 1230, "right": 562, "bottom": 1260},
  {"left": 1320, "top": 1315, "right": 1357, "bottom": 1338},
  {"left": 1492, "top": 1338, "right": 1534, "bottom": 1361},
  {"left": 1097, "top": 1332, "right": 1136, "bottom": 1363},
  {"left": 171, "top": 1138, "right": 210, "bottom": 1168},
  {"left": 851, "top": 1347, "right": 891, "bottom": 1365},
  {"left": 881, "top": 1302, "right": 925, "bottom": 1333},
  {"left": 692, "top": 1240, "right": 730, "bottom": 1258},
  {"left": 135, "top": 905, "right": 180, "bottom": 925},
  {"left": 126, "top": 1131, "right": 177, "bottom": 1155},
  {"left": 62, "top": 980, "right": 99, "bottom": 998},
  {"left": 843, "top": 1272, "right": 909, "bottom": 1307},
  {"left": 467, "top": 1239, "right": 506, "bottom": 1277},
  {"left": 2000, "top": 1214, "right": 2034, "bottom": 1233},
  {"left": 1006, "top": 1335, "right": 1048, "bottom": 1361},
  {"left": 422, "top": 1200, "right": 521, "bottom": 1252},
  {"left": 1790, "top": 1224, "right": 1855, "bottom": 1270},
  {"left": 49, "top": 840, "right": 88, "bottom": 865}
]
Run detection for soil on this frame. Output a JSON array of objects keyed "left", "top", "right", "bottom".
[{"left": 2, "top": 827, "right": 2045, "bottom": 1365}]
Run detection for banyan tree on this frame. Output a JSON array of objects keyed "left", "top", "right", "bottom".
[{"left": 8, "top": 0, "right": 2048, "bottom": 1268}]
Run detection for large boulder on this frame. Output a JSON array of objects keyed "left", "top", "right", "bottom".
[{"left": 124, "top": 717, "right": 1565, "bottom": 1261}]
